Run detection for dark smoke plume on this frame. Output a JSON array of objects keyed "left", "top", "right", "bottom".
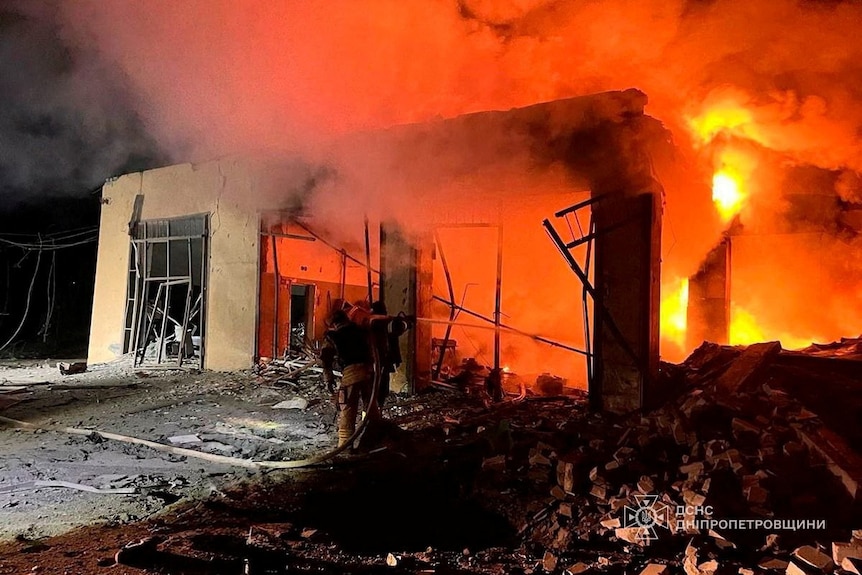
[{"left": 0, "top": 1, "right": 166, "bottom": 211}]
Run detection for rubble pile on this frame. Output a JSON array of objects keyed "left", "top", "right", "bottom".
[
  {"left": 475, "top": 341, "right": 862, "bottom": 573},
  {"left": 4, "top": 340, "right": 862, "bottom": 574}
]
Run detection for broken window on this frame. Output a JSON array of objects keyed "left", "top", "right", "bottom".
[{"left": 124, "top": 214, "right": 208, "bottom": 368}]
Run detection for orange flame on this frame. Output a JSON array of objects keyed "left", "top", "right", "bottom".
[
  {"left": 729, "top": 305, "right": 819, "bottom": 350},
  {"left": 687, "top": 98, "right": 759, "bottom": 224},
  {"left": 688, "top": 104, "right": 755, "bottom": 145},
  {"left": 686, "top": 89, "right": 759, "bottom": 146},
  {"left": 712, "top": 169, "right": 744, "bottom": 222},
  {"left": 660, "top": 277, "right": 689, "bottom": 350},
  {"left": 711, "top": 146, "right": 757, "bottom": 223}
]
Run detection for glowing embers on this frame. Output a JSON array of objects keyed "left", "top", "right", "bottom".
[{"left": 660, "top": 277, "right": 689, "bottom": 349}]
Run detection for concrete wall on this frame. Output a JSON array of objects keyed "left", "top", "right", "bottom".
[{"left": 88, "top": 158, "right": 259, "bottom": 371}]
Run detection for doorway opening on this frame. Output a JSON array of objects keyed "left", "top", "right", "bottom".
[{"left": 289, "top": 284, "right": 315, "bottom": 353}]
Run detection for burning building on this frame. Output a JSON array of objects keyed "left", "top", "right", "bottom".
[
  {"left": 663, "top": 101, "right": 862, "bottom": 362},
  {"left": 88, "top": 89, "right": 672, "bottom": 413},
  {"left": 85, "top": 79, "right": 862, "bottom": 417}
]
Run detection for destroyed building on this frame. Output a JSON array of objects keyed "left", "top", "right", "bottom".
[{"left": 87, "top": 89, "right": 672, "bottom": 413}]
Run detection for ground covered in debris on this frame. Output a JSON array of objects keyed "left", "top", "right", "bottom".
[
  {"left": 2, "top": 341, "right": 862, "bottom": 574},
  {"left": 0, "top": 358, "right": 336, "bottom": 541}
]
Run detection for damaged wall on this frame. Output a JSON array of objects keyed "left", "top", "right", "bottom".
[
  {"left": 88, "top": 158, "right": 259, "bottom": 371},
  {"left": 88, "top": 90, "right": 671, "bottom": 412}
]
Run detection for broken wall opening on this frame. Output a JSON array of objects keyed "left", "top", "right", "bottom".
[
  {"left": 125, "top": 214, "right": 208, "bottom": 368},
  {"left": 424, "top": 192, "right": 592, "bottom": 395},
  {"left": 258, "top": 214, "right": 380, "bottom": 361}
]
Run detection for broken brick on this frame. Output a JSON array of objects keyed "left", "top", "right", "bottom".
[
  {"left": 731, "top": 417, "right": 761, "bottom": 437},
  {"left": 637, "top": 476, "right": 655, "bottom": 494},
  {"left": 843, "top": 557, "right": 862, "bottom": 575},
  {"left": 832, "top": 542, "right": 862, "bottom": 565},
  {"left": 557, "top": 461, "right": 575, "bottom": 492},
  {"left": 792, "top": 545, "right": 833, "bottom": 571},
  {"left": 530, "top": 450, "right": 552, "bottom": 466},
  {"left": 614, "top": 527, "right": 642, "bottom": 545},
  {"left": 614, "top": 446, "right": 635, "bottom": 463},
  {"left": 482, "top": 455, "right": 507, "bottom": 471},
  {"left": 683, "top": 490, "right": 706, "bottom": 507},
  {"left": 590, "top": 483, "right": 608, "bottom": 500},
  {"left": 715, "top": 341, "right": 781, "bottom": 393},
  {"left": 639, "top": 564, "right": 669, "bottom": 575},
  {"left": 679, "top": 462, "right": 704, "bottom": 478},
  {"left": 758, "top": 558, "right": 789, "bottom": 571},
  {"left": 744, "top": 484, "right": 769, "bottom": 505},
  {"left": 599, "top": 517, "right": 621, "bottom": 529}
]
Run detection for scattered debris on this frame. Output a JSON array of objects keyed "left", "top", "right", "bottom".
[
  {"left": 167, "top": 434, "right": 202, "bottom": 445},
  {"left": 3, "top": 339, "right": 862, "bottom": 574},
  {"left": 57, "top": 362, "right": 87, "bottom": 376},
  {"left": 791, "top": 545, "right": 833, "bottom": 571},
  {"left": 272, "top": 397, "right": 309, "bottom": 410},
  {"left": 639, "top": 564, "right": 669, "bottom": 575}
]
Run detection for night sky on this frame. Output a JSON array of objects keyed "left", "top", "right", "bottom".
[{"left": 0, "top": 2, "right": 165, "bottom": 356}]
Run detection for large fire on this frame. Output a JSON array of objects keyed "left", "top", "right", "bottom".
[
  {"left": 687, "top": 100, "right": 755, "bottom": 145},
  {"left": 729, "top": 305, "right": 819, "bottom": 350},
  {"left": 659, "top": 91, "right": 857, "bottom": 361},
  {"left": 711, "top": 169, "right": 743, "bottom": 223},
  {"left": 50, "top": 1, "right": 862, "bottom": 369}
]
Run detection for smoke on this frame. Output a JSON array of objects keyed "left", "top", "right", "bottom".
[
  {"left": 52, "top": 1, "right": 862, "bottom": 253},
  {"left": 49, "top": 1, "right": 862, "bottom": 164},
  {"left": 0, "top": 1, "right": 166, "bottom": 209},
  {"left": 45, "top": 0, "right": 862, "bottom": 361}
]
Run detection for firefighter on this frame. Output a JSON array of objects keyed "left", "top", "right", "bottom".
[
  {"left": 320, "top": 309, "right": 379, "bottom": 448},
  {"left": 369, "top": 300, "right": 409, "bottom": 408}
]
